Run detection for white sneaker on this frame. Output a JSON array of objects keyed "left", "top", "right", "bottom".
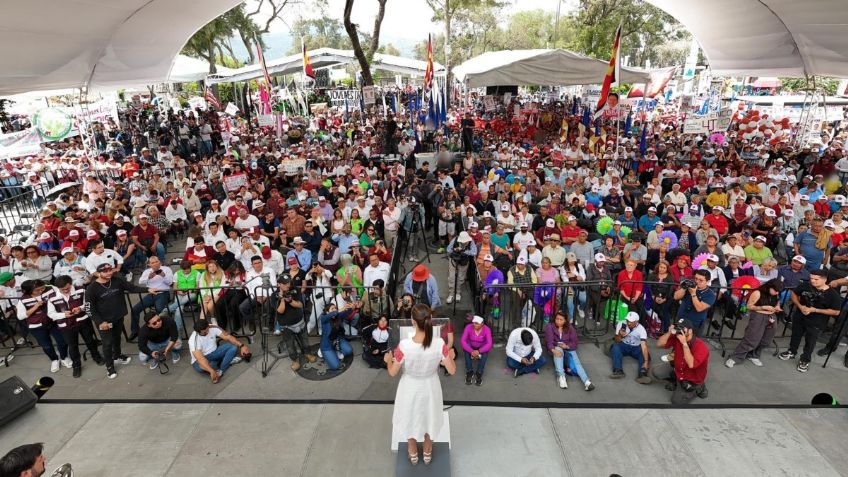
[
  {"left": 336, "top": 351, "right": 344, "bottom": 360},
  {"left": 446, "top": 294, "right": 453, "bottom": 304},
  {"left": 125, "top": 272, "right": 133, "bottom": 282},
  {"left": 61, "top": 357, "right": 73, "bottom": 368},
  {"left": 50, "top": 360, "right": 60, "bottom": 373},
  {"left": 455, "top": 293, "right": 461, "bottom": 302},
  {"left": 661, "top": 354, "right": 672, "bottom": 363},
  {"left": 274, "top": 330, "right": 281, "bottom": 336},
  {"left": 172, "top": 353, "right": 181, "bottom": 364},
  {"left": 747, "top": 357, "right": 764, "bottom": 367},
  {"left": 317, "top": 349, "right": 323, "bottom": 358},
  {"left": 0, "top": 355, "right": 12, "bottom": 366},
  {"left": 558, "top": 374, "right": 568, "bottom": 389},
  {"left": 107, "top": 369, "right": 117, "bottom": 379},
  {"left": 15, "top": 337, "right": 25, "bottom": 345},
  {"left": 725, "top": 358, "right": 735, "bottom": 368},
  {"left": 578, "top": 309, "right": 585, "bottom": 319},
  {"left": 231, "top": 356, "right": 243, "bottom": 365}
]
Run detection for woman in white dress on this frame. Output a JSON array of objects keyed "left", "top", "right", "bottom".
[{"left": 385, "top": 304, "right": 456, "bottom": 466}]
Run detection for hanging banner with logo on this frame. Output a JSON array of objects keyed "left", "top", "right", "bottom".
[
  {"left": 0, "top": 128, "right": 43, "bottom": 160},
  {"left": 32, "top": 108, "right": 74, "bottom": 141},
  {"left": 73, "top": 98, "right": 119, "bottom": 125},
  {"left": 222, "top": 172, "right": 249, "bottom": 192}
]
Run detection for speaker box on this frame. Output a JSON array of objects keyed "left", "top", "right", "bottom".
[
  {"left": 485, "top": 85, "right": 518, "bottom": 96},
  {"left": 0, "top": 376, "right": 37, "bottom": 428}
]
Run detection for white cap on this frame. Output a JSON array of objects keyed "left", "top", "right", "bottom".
[
  {"left": 483, "top": 211, "right": 492, "bottom": 218},
  {"left": 39, "top": 232, "right": 51, "bottom": 240},
  {"left": 568, "top": 216, "right": 577, "bottom": 222},
  {"left": 624, "top": 207, "right": 633, "bottom": 212},
  {"left": 625, "top": 312, "right": 640, "bottom": 323},
  {"left": 824, "top": 219, "right": 836, "bottom": 228},
  {"left": 519, "top": 221, "right": 529, "bottom": 228},
  {"left": 516, "top": 256, "right": 527, "bottom": 264},
  {"left": 754, "top": 235, "right": 767, "bottom": 242},
  {"left": 469, "top": 221, "right": 479, "bottom": 228},
  {"left": 792, "top": 255, "right": 807, "bottom": 264},
  {"left": 783, "top": 210, "right": 794, "bottom": 217},
  {"left": 764, "top": 209, "right": 776, "bottom": 217},
  {"left": 61, "top": 247, "right": 74, "bottom": 255},
  {"left": 613, "top": 220, "right": 622, "bottom": 225},
  {"left": 707, "top": 254, "right": 719, "bottom": 262},
  {"left": 457, "top": 231, "right": 472, "bottom": 243},
  {"left": 471, "top": 315, "right": 484, "bottom": 324},
  {"left": 500, "top": 204, "right": 510, "bottom": 212},
  {"left": 527, "top": 239, "right": 537, "bottom": 247},
  {"left": 139, "top": 214, "right": 149, "bottom": 219},
  {"left": 800, "top": 195, "right": 810, "bottom": 201},
  {"left": 594, "top": 253, "right": 606, "bottom": 262},
  {"left": 116, "top": 229, "right": 127, "bottom": 236},
  {"left": 648, "top": 206, "right": 657, "bottom": 212},
  {"left": 483, "top": 254, "right": 494, "bottom": 262},
  {"left": 86, "top": 230, "right": 97, "bottom": 238},
  {"left": 598, "top": 209, "right": 607, "bottom": 216},
  {"left": 546, "top": 218, "right": 556, "bottom": 227},
  {"left": 713, "top": 206, "right": 724, "bottom": 212}
]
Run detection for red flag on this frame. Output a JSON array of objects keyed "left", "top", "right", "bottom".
[
  {"left": 594, "top": 24, "right": 622, "bottom": 119},
  {"left": 204, "top": 88, "right": 221, "bottom": 110},
  {"left": 302, "top": 41, "right": 315, "bottom": 80},
  {"left": 645, "top": 67, "right": 676, "bottom": 98},
  {"left": 424, "top": 34, "right": 434, "bottom": 91}
]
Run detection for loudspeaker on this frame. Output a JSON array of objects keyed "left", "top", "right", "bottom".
[
  {"left": 485, "top": 85, "right": 518, "bottom": 96},
  {"left": 0, "top": 376, "right": 38, "bottom": 428}
]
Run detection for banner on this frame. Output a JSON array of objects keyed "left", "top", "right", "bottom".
[
  {"left": 188, "top": 96, "right": 207, "bottom": 110},
  {"left": 33, "top": 108, "right": 74, "bottom": 141},
  {"left": 222, "top": 173, "right": 248, "bottom": 192},
  {"left": 257, "top": 114, "right": 275, "bottom": 127},
  {"left": 362, "top": 86, "right": 376, "bottom": 106},
  {"left": 683, "top": 117, "right": 708, "bottom": 134},
  {"left": 73, "top": 98, "right": 119, "bottom": 125},
  {"left": 328, "top": 90, "right": 361, "bottom": 107},
  {"left": 225, "top": 103, "right": 239, "bottom": 116},
  {"left": 483, "top": 96, "right": 496, "bottom": 112},
  {"left": 0, "top": 128, "right": 42, "bottom": 160}
]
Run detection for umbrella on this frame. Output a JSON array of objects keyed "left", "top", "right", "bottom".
[{"left": 45, "top": 182, "right": 80, "bottom": 198}]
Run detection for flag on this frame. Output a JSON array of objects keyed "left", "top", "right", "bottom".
[
  {"left": 560, "top": 118, "right": 568, "bottom": 142},
  {"left": 571, "top": 97, "right": 578, "bottom": 116},
  {"left": 639, "top": 123, "right": 648, "bottom": 155},
  {"left": 204, "top": 87, "right": 221, "bottom": 110},
  {"left": 594, "top": 24, "right": 622, "bottom": 119},
  {"left": 391, "top": 93, "right": 397, "bottom": 113},
  {"left": 594, "top": 118, "right": 601, "bottom": 137},
  {"left": 624, "top": 111, "right": 632, "bottom": 134},
  {"left": 424, "top": 34, "right": 434, "bottom": 92},
  {"left": 254, "top": 34, "right": 275, "bottom": 113},
  {"left": 255, "top": 35, "right": 273, "bottom": 92},
  {"left": 302, "top": 39, "right": 315, "bottom": 80},
  {"left": 582, "top": 108, "right": 590, "bottom": 128}
]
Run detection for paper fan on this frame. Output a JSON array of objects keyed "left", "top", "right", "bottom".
[
  {"left": 620, "top": 226, "right": 632, "bottom": 242},
  {"left": 740, "top": 260, "right": 754, "bottom": 270},
  {"left": 658, "top": 231, "right": 678, "bottom": 249},
  {"left": 692, "top": 252, "right": 711, "bottom": 270},
  {"left": 596, "top": 216, "right": 614, "bottom": 235},
  {"left": 731, "top": 275, "right": 761, "bottom": 301}
]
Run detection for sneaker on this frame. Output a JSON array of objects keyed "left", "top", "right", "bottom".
[
  {"left": 0, "top": 355, "right": 12, "bottom": 366},
  {"left": 816, "top": 347, "right": 831, "bottom": 357},
  {"left": 305, "top": 354, "right": 317, "bottom": 363},
  {"left": 115, "top": 355, "right": 132, "bottom": 365},
  {"left": 437, "top": 247, "right": 445, "bottom": 253},
  {"left": 696, "top": 386, "right": 709, "bottom": 399},
  {"left": 513, "top": 368, "right": 521, "bottom": 378},
  {"left": 635, "top": 372, "right": 652, "bottom": 384},
  {"left": 465, "top": 370, "right": 473, "bottom": 385},
  {"left": 747, "top": 357, "right": 763, "bottom": 367},
  {"left": 455, "top": 293, "right": 461, "bottom": 302},
  {"left": 274, "top": 330, "right": 282, "bottom": 336},
  {"left": 474, "top": 372, "right": 482, "bottom": 386},
  {"left": 231, "top": 356, "right": 243, "bottom": 365},
  {"left": 558, "top": 374, "right": 568, "bottom": 389},
  {"left": 610, "top": 369, "right": 625, "bottom": 379},
  {"left": 797, "top": 361, "right": 809, "bottom": 373},
  {"left": 336, "top": 351, "right": 344, "bottom": 361},
  {"left": 125, "top": 272, "right": 133, "bottom": 282},
  {"left": 50, "top": 360, "right": 60, "bottom": 373},
  {"left": 584, "top": 381, "right": 595, "bottom": 392},
  {"left": 172, "top": 353, "right": 181, "bottom": 364},
  {"left": 724, "top": 358, "right": 736, "bottom": 368},
  {"left": 290, "top": 360, "right": 301, "bottom": 371},
  {"left": 106, "top": 368, "right": 117, "bottom": 379},
  {"left": 16, "top": 337, "right": 26, "bottom": 345},
  {"left": 778, "top": 350, "right": 796, "bottom": 361},
  {"left": 534, "top": 368, "right": 541, "bottom": 375},
  {"left": 446, "top": 294, "right": 453, "bottom": 304},
  {"left": 61, "top": 357, "right": 73, "bottom": 369},
  {"left": 578, "top": 309, "right": 585, "bottom": 320},
  {"left": 149, "top": 360, "right": 159, "bottom": 370},
  {"left": 216, "top": 369, "right": 224, "bottom": 377},
  {"left": 317, "top": 349, "right": 323, "bottom": 358}
]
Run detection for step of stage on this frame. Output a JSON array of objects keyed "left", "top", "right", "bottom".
[{"left": 394, "top": 442, "right": 450, "bottom": 477}]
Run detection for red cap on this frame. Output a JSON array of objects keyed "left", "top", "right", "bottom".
[
  {"left": 287, "top": 256, "right": 298, "bottom": 265},
  {"left": 261, "top": 246, "right": 271, "bottom": 259}
]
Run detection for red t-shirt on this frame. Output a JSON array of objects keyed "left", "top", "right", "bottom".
[
  {"left": 132, "top": 224, "right": 159, "bottom": 244},
  {"left": 704, "top": 214, "right": 729, "bottom": 235},
  {"left": 664, "top": 336, "right": 709, "bottom": 384},
  {"left": 617, "top": 269, "right": 644, "bottom": 299}
]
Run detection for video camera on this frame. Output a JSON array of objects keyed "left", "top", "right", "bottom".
[{"left": 679, "top": 278, "right": 696, "bottom": 291}]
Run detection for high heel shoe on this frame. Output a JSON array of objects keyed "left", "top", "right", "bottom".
[
  {"left": 408, "top": 452, "right": 419, "bottom": 466},
  {"left": 423, "top": 450, "right": 432, "bottom": 465}
]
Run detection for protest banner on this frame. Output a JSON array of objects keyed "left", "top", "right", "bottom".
[
  {"left": 328, "top": 90, "right": 361, "bottom": 107},
  {"left": 225, "top": 103, "right": 239, "bottom": 116},
  {"left": 362, "top": 86, "right": 376, "bottom": 106},
  {"left": 222, "top": 172, "right": 248, "bottom": 192}
]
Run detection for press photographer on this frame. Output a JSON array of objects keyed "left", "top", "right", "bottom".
[
  {"left": 445, "top": 231, "right": 477, "bottom": 304},
  {"left": 655, "top": 318, "right": 710, "bottom": 405},
  {"left": 361, "top": 279, "right": 393, "bottom": 324},
  {"left": 779, "top": 269, "right": 842, "bottom": 373},
  {"left": 137, "top": 310, "right": 181, "bottom": 371},
  {"left": 672, "top": 269, "right": 716, "bottom": 335},
  {"left": 396, "top": 293, "right": 416, "bottom": 319},
  {"left": 275, "top": 274, "right": 316, "bottom": 371}
]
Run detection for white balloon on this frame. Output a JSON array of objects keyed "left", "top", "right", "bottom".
[
  {"left": 764, "top": 129, "right": 773, "bottom": 136},
  {"left": 775, "top": 124, "right": 783, "bottom": 131}
]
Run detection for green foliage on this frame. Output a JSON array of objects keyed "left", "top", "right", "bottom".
[
  {"left": 289, "top": 16, "right": 353, "bottom": 53},
  {"left": 779, "top": 77, "right": 840, "bottom": 96}
]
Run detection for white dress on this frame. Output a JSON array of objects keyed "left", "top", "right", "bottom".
[{"left": 391, "top": 336, "right": 446, "bottom": 443}]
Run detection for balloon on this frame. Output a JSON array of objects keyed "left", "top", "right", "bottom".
[
  {"left": 737, "top": 103, "right": 745, "bottom": 110},
  {"left": 764, "top": 129, "right": 773, "bottom": 136}
]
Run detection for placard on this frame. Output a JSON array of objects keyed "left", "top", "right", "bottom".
[
  {"left": 188, "top": 97, "right": 206, "bottom": 110},
  {"left": 683, "top": 117, "right": 708, "bottom": 134},
  {"left": 222, "top": 172, "right": 248, "bottom": 192},
  {"left": 483, "top": 96, "right": 496, "bottom": 112},
  {"left": 328, "top": 89, "right": 361, "bottom": 107},
  {"left": 225, "top": 103, "right": 239, "bottom": 116},
  {"left": 257, "top": 114, "right": 275, "bottom": 127},
  {"left": 362, "top": 86, "right": 376, "bottom": 106}
]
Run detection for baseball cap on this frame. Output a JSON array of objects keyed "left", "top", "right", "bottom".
[
  {"left": 594, "top": 253, "right": 606, "bottom": 262},
  {"left": 625, "top": 312, "right": 640, "bottom": 323},
  {"left": 86, "top": 230, "right": 98, "bottom": 238},
  {"left": 519, "top": 221, "right": 528, "bottom": 228},
  {"left": 483, "top": 254, "right": 494, "bottom": 262},
  {"left": 261, "top": 246, "right": 272, "bottom": 259},
  {"left": 754, "top": 235, "right": 767, "bottom": 242},
  {"left": 546, "top": 218, "right": 555, "bottom": 227},
  {"left": 468, "top": 221, "right": 479, "bottom": 229},
  {"left": 792, "top": 255, "right": 807, "bottom": 264},
  {"left": 707, "top": 254, "right": 719, "bottom": 262},
  {"left": 516, "top": 256, "right": 527, "bottom": 264},
  {"left": 800, "top": 195, "right": 810, "bottom": 201},
  {"left": 287, "top": 256, "right": 298, "bottom": 265},
  {"left": 68, "top": 230, "right": 79, "bottom": 237},
  {"left": 471, "top": 315, "right": 484, "bottom": 324},
  {"left": 96, "top": 263, "right": 114, "bottom": 272},
  {"left": 500, "top": 204, "right": 510, "bottom": 211},
  {"left": 624, "top": 207, "right": 633, "bottom": 212},
  {"left": 648, "top": 206, "right": 657, "bottom": 212},
  {"left": 764, "top": 209, "right": 776, "bottom": 217},
  {"left": 61, "top": 247, "right": 74, "bottom": 255}
]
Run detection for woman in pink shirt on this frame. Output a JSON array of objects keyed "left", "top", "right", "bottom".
[{"left": 460, "top": 315, "right": 493, "bottom": 386}]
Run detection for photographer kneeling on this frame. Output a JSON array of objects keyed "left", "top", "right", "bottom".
[
  {"left": 654, "top": 318, "right": 710, "bottom": 405},
  {"left": 138, "top": 311, "right": 181, "bottom": 370}
]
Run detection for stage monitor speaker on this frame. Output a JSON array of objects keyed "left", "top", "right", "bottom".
[
  {"left": 485, "top": 85, "right": 518, "bottom": 96},
  {"left": 0, "top": 376, "right": 38, "bottom": 428}
]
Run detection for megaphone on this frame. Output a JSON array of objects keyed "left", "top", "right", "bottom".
[{"left": 31, "top": 376, "right": 54, "bottom": 400}]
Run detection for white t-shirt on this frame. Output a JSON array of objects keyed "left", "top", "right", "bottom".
[
  {"left": 189, "top": 327, "right": 224, "bottom": 363},
  {"left": 615, "top": 322, "right": 647, "bottom": 347}
]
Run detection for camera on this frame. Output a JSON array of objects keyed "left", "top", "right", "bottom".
[
  {"left": 156, "top": 352, "right": 167, "bottom": 363},
  {"left": 282, "top": 290, "right": 296, "bottom": 300},
  {"left": 680, "top": 278, "right": 696, "bottom": 290}
]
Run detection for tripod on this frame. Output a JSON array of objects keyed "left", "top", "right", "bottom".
[
  {"left": 405, "top": 205, "right": 430, "bottom": 264},
  {"left": 822, "top": 295, "right": 848, "bottom": 368},
  {"left": 256, "top": 277, "right": 287, "bottom": 378}
]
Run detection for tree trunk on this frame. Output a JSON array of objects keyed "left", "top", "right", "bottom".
[
  {"left": 343, "top": 0, "right": 374, "bottom": 86},
  {"left": 367, "top": 0, "right": 388, "bottom": 61},
  {"left": 239, "top": 31, "right": 257, "bottom": 64}
]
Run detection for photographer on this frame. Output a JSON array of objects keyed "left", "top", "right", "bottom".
[
  {"left": 275, "top": 274, "right": 317, "bottom": 371},
  {"left": 361, "top": 279, "right": 393, "bottom": 324},
  {"left": 138, "top": 311, "right": 181, "bottom": 370},
  {"left": 333, "top": 286, "right": 362, "bottom": 337},
  {"left": 305, "top": 261, "right": 334, "bottom": 335},
  {"left": 655, "top": 318, "right": 710, "bottom": 404},
  {"left": 400, "top": 196, "right": 425, "bottom": 262},
  {"left": 673, "top": 269, "right": 716, "bottom": 336},
  {"left": 396, "top": 292, "right": 415, "bottom": 319},
  {"left": 779, "top": 269, "right": 842, "bottom": 373},
  {"left": 129, "top": 256, "right": 174, "bottom": 341},
  {"left": 445, "top": 231, "right": 477, "bottom": 304},
  {"left": 318, "top": 302, "right": 354, "bottom": 371},
  {"left": 189, "top": 319, "right": 249, "bottom": 383}
]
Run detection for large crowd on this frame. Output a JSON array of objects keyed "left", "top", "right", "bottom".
[{"left": 0, "top": 92, "right": 846, "bottom": 405}]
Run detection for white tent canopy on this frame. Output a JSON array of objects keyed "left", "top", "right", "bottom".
[
  {"left": 453, "top": 49, "right": 654, "bottom": 88},
  {"left": 206, "top": 47, "right": 445, "bottom": 85},
  {"left": 0, "top": 0, "right": 243, "bottom": 95},
  {"left": 646, "top": 0, "right": 848, "bottom": 77},
  {"left": 168, "top": 55, "right": 235, "bottom": 84}
]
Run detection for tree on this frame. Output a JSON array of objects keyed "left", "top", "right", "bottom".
[
  {"left": 377, "top": 43, "right": 402, "bottom": 57},
  {"left": 343, "top": 0, "right": 389, "bottom": 86},
  {"left": 289, "top": 16, "right": 352, "bottom": 53},
  {"left": 182, "top": 11, "right": 239, "bottom": 75},
  {"left": 779, "top": 77, "right": 841, "bottom": 96}
]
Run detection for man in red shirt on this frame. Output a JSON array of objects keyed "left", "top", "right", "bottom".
[
  {"left": 131, "top": 214, "right": 165, "bottom": 262},
  {"left": 560, "top": 216, "right": 582, "bottom": 246},
  {"left": 655, "top": 318, "right": 710, "bottom": 405},
  {"left": 704, "top": 206, "right": 729, "bottom": 237}
]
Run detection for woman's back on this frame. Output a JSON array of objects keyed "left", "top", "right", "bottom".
[{"left": 400, "top": 337, "right": 445, "bottom": 379}]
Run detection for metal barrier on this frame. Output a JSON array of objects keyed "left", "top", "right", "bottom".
[{"left": 0, "top": 188, "right": 43, "bottom": 242}]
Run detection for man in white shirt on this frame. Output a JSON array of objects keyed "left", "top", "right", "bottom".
[
  {"left": 512, "top": 222, "right": 535, "bottom": 251},
  {"left": 382, "top": 199, "right": 402, "bottom": 247},
  {"left": 240, "top": 255, "right": 277, "bottom": 325},
  {"left": 363, "top": 252, "right": 391, "bottom": 288},
  {"left": 496, "top": 204, "right": 516, "bottom": 233},
  {"left": 83, "top": 240, "right": 124, "bottom": 276},
  {"left": 128, "top": 256, "right": 174, "bottom": 340},
  {"left": 164, "top": 200, "right": 188, "bottom": 233},
  {"left": 189, "top": 319, "right": 248, "bottom": 383},
  {"left": 505, "top": 327, "right": 546, "bottom": 377},
  {"left": 233, "top": 209, "right": 260, "bottom": 233},
  {"left": 609, "top": 312, "right": 651, "bottom": 383}
]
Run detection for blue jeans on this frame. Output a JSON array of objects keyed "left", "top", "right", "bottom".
[
  {"left": 168, "top": 293, "right": 194, "bottom": 331},
  {"left": 138, "top": 338, "right": 182, "bottom": 362},
  {"left": 611, "top": 342, "right": 645, "bottom": 372},
  {"left": 463, "top": 349, "right": 489, "bottom": 374},
  {"left": 506, "top": 353, "right": 547, "bottom": 375},
  {"left": 120, "top": 249, "right": 146, "bottom": 274},
  {"left": 192, "top": 342, "right": 238, "bottom": 374},
  {"left": 131, "top": 292, "right": 170, "bottom": 334},
  {"left": 553, "top": 350, "right": 589, "bottom": 383},
  {"left": 567, "top": 290, "right": 587, "bottom": 319},
  {"left": 320, "top": 338, "right": 353, "bottom": 370},
  {"left": 30, "top": 326, "right": 68, "bottom": 362}
]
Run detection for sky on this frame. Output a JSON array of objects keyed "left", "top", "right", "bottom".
[{"left": 246, "top": 0, "right": 577, "bottom": 58}]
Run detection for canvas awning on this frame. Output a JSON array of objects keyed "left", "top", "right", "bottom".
[
  {"left": 0, "top": 0, "right": 244, "bottom": 95},
  {"left": 452, "top": 49, "right": 654, "bottom": 88},
  {"left": 645, "top": 0, "right": 848, "bottom": 77}
]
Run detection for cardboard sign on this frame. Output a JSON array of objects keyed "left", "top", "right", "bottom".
[
  {"left": 225, "top": 103, "right": 239, "bottom": 116},
  {"left": 257, "top": 114, "right": 275, "bottom": 127},
  {"left": 683, "top": 118, "right": 708, "bottom": 134},
  {"left": 483, "top": 96, "right": 496, "bottom": 111},
  {"left": 362, "top": 86, "right": 376, "bottom": 106},
  {"left": 188, "top": 97, "right": 206, "bottom": 111},
  {"left": 222, "top": 172, "right": 248, "bottom": 192},
  {"left": 328, "top": 89, "right": 361, "bottom": 107}
]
